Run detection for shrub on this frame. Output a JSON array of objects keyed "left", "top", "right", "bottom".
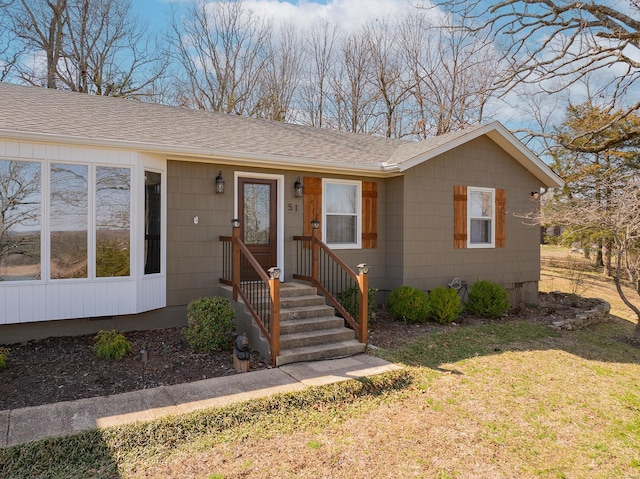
[
  {"left": 465, "top": 280, "right": 510, "bottom": 318},
  {"left": 185, "top": 296, "right": 235, "bottom": 352},
  {"left": 387, "top": 286, "right": 429, "bottom": 323},
  {"left": 427, "top": 286, "right": 462, "bottom": 324},
  {"left": 337, "top": 285, "right": 378, "bottom": 323},
  {"left": 94, "top": 330, "right": 131, "bottom": 360},
  {"left": 0, "top": 347, "right": 9, "bottom": 369}
]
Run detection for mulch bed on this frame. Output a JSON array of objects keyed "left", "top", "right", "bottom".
[
  {"left": 0, "top": 328, "right": 267, "bottom": 411},
  {"left": 0, "top": 292, "right": 603, "bottom": 411}
]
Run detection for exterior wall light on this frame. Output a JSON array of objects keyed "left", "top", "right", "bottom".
[
  {"left": 215, "top": 170, "right": 225, "bottom": 194},
  {"left": 531, "top": 191, "right": 540, "bottom": 200},
  {"left": 231, "top": 218, "right": 240, "bottom": 228},
  {"left": 311, "top": 219, "right": 320, "bottom": 230},
  {"left": 294, "top": 177, "right": 303, "bottom": 197}
]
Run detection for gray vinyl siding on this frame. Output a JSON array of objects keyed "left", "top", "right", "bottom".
[
  {"left": 396, "top": 136, "right": 542, "bottom": 302},
  {"left": 166, "top": 161, "right": 233, "bottom": 307},
  {"left": 165, "top": 134, "right": 543, "bottom": 310}
]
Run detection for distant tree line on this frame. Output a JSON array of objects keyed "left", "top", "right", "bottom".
[{"left": 0, "top": 0, "right": 507, "bottom": 139}]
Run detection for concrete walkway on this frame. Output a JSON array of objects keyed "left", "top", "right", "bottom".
[{"left": 1, "top": 355, "right": 400, "bottom": 448}]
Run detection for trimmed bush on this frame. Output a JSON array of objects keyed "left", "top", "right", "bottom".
[
  {"left": 337, "top": 285, "right": 378, "bottom": 323},
  {"left": 185, "top": 296, "right": 235, "bottom": 352},
  {"left": 0, "top": 347, "right": 9, "bottom": 370},
  {"left": 427, "top": 286, "right": 462, "bottom": 324},
  {"left": 387, "top": 286, "right": 429, "bottom": 323},
  {"left": 465, "top": 280, "right": 510, "bottom": 318},
  {"left": 94, "top": 330, "right": 131, "bottom": 361}
]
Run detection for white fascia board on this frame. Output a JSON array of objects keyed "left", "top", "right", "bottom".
[{"left": 396, "top": 122, "right": 564, "bottom": 188}]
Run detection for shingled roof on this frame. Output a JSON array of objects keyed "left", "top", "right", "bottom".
[{"left": 0, "top": 82, "right": 562, "bottom": 186}]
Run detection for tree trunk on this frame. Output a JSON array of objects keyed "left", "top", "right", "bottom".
[
  {"left": 603, "top": 242, "right": 612, "bottom": 276},
  {"left": 613, "top": 251, "right": 640, "bottom": 341},
  {"left": 596, "top": 238, "right": 604, "bottom": 267}
]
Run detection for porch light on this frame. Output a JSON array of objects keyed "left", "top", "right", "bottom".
[
  {"left": 531, "top": 191, "right": 540, "bottom": 200},
  {"left": 215, "top": 170, "right": 225, "bottom": 194},
  {"left": 357, "top": 263, "right": 369, "bottom": 275},
  {"left": 294, "top": 177, "right": 303, "bottom": 197},
  {"left": 268, "top": 267, "right": 281, "bottom": 280},
  {"left": 231, "top": 218, "right": 240, "bottom": 228},
  {"left": 311, "top": 219, "right": 320, "bottom": 230}
]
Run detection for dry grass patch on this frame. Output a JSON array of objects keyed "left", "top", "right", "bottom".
[
  {"left": 123, "top": 320, "right": 640, "bottom": 479},
  {"left": 540, "top": 245, "right": 639, "bottom": 323}
]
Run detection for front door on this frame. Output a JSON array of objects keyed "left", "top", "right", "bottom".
[{"left": 238, "top": 177, "right": 278, "bottom": 280}]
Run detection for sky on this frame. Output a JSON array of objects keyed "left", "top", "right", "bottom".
[
  {"left": 127, "top": 0, "right": 541, "bottom": 131},
  {"left": 131, "top": 0, "right": 430, "bottom": 36}
]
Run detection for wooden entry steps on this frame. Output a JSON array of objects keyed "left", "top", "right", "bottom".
[{"left": 275, "top": 282, "right": 365, "bottom": 366}]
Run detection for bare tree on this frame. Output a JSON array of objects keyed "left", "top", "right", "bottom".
[
  {"left": 440, "top": 0, "right": 640, "bottom": 151},
  {"left": 0, "top": 0, "right": 22, "bottom": 81},
  {"left": 1, "top": 0, "right": 166, "bottom": 97},
  {"left": 363, "top": 18, "right": 415, "bottom": 138},
  {"left": 329, "top": 30, "right": 379, "bottom": 134},
  {"left": 59, "top": 0, "right": 168, "bottom": 97},
  {"left": 544, "top": 178, "right": 640, "bottom": 341},
  {"left": 298, "top": 20, "right": 337, "bottom": 128},
  {"left": 170, "top": 0, "right": 272, "bottom": 115},
  {"left": 254, "top": 23, "right": 303, "bottom": 122},
  {"left": 5, "top": 0, "right": 67, "bottom": 88},
  {"left": 400, "top": 12, "right": 506, "bottom": 137}
]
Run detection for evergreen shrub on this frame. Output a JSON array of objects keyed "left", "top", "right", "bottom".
[
  {"left": 387, "top": 286, "right": 429, "bottom": 323},
  {"left": 185, "top": 296, "right": 235, "bottom": 352},
  {"left": 465, "top": 280, "right": 510, "bottom": 318},
  {"left": 427, "top": 286, "right": 462, "bottom": 323},
  {"left": 94, "top": 330, "right": 132, "bottom": 360}
]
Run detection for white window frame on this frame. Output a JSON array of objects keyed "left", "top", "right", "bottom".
[
  {"left": 322, "top": 178, "right": 362, "bottom": 249},
  {"left": 467, "top": 186, "right": 495, "bottom": 249}
]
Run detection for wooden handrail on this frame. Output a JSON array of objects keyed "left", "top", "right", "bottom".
[
  {"left": 293, "top": 226, "right": 368, "bottom": 344},
  {"left": 227, "top": 224, "right": 280, "bottom": 366}
]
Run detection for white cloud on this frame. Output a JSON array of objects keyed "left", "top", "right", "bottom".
[{"left": 236, "top": 0, "right": 425, "bottom": 33}]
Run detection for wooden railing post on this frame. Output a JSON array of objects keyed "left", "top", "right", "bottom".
[
  {"left": 357, "top": 263, "right": 369, "bottom": 344},
  {"left": 268, "top": 267, "right": 281, "bottom": 366},
  {"left": 310, "top": 220, "right": 320, "bottom": 286},
  {"left": 231, "top": 219, "right": 241, "bottom": 301}
]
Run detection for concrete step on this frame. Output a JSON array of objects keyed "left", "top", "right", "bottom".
[
  {"left": 280, "top": 305, "right": 335, "bottom": 321},
  {"left": 276, "top": 340, "right": 366, "bottom": 366},
  {"left": 279, "top": 327, "right": 356, "bottom": 350},
  {"left": 279, "top": 282, "right": 317, "bottom": 298},
  {"left": 279, "top": 294, "right": 326, "bottom": 309},
  {"left": 279, "top": 316, "right": 345, "bottom": 335}
]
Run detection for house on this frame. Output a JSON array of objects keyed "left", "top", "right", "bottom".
[{"left": 0, "top": 83, "right": 563, "bottom": 361}]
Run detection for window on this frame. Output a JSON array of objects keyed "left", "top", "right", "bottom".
[
  {"left": 454, "top": 185, "right": 506, "bottom": 249},
  {"left": 96, "top": 167, "right": 131, "bottom": 277},
  {"left": 468, "top": 187, "right": 494, "bottom": 247},
  {"left": 144, "top": 171, "right": 161, "bottom": 274},
  {"left": 50, "top": 163, "right": 88, "bottom": 279},
  {"left": 0, "top": 159, "right": 41, "bottom": 281},
  {"left": 322, "top": 179, "right": 361, "bottom": 248}
]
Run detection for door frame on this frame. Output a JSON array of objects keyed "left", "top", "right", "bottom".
[{"left": 234, "top": 171, "right": 285, "bottom": 280}]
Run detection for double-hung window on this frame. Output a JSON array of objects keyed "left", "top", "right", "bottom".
[
  {"left": 468, "top": 187, "right": 495, "bottom": 247},
  {"left": 322, "top": 179, "right": 362, "bottom": 249}
]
